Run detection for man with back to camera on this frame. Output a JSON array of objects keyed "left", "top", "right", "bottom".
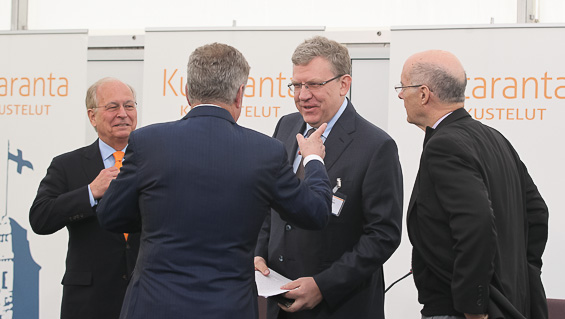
[
  {"left": 96, "top": 42, "right": 333, "bottom": 319},
  {"left": 29, "top": 77, "right": 141, "bottom": 319},
  {"left": 398, "top": 49, "right": 549, "bottom": 319},
  {"left": 254, "top": 35, "right": 403, "bottom": 319}
]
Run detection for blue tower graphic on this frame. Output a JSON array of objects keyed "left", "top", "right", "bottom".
[{"left": 3, "top": 141, "right": 41, "bottom": 319}]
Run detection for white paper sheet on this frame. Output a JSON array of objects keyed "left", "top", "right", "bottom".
[{"left": 255, "top": 269, "right": 292, "bottom": 297}]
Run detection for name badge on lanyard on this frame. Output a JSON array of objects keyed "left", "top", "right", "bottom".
[{"left": 331, "top": 178, "right": 346, "bottom": 217}]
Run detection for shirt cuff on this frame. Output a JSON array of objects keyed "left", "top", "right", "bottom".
[
  {"left": 303, "top": 154, "right": 324, "bottom": 166},
  {"left": 87, "top": 185, "right": 98, "bottom": 207}
]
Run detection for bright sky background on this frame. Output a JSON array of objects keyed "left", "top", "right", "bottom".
[{"left": 0, "top": 0, "right": 563, "bottom": 32}]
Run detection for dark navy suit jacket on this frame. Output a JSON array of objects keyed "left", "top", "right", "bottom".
[
  {"left": 256, "top": 101, "right": 403, "bottom": 319},
  {"left": 97, "top": 105, "right": 332, "bottom": 319}
]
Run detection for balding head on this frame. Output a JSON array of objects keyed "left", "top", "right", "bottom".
[{"left": 403, "top": 50, "right": 467, "bottom": 104}]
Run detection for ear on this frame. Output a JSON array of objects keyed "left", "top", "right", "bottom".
[
  {"left": 185, "top": 83, "right": 192, "bottom": 106},
  {"left": 87, "top": 109, "right": 97, "bottom": 129},
  {"left": 339, "top": 75, "right": 352, "bottom": 97},
  {"left": 234, "top": 84, "right": 245, "bottom": 109},
  {"left": 420, "top": 85, "right": 432, "bottom": 105}
]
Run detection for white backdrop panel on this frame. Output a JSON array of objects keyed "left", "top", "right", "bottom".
[
  {"left": 0, "top": 31, "right": 88, "bottom": 319},
  {"left": 350, "top": 58, "right": 390, "bottom": 131}
]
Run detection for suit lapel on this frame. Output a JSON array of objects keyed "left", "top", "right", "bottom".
[
  {"left": 323, "top": 101, "right": 355, "bottom": 172},
  {"left": 407, "top": 173, "right": 419, "bottom": 220},
  {"left": 81, "top": 140, "right": 105, "bottom": 184},
  {"left": 408, "top": 108, "right": 470, "bottom": 220},
  {"left": 279, "top": 100, "right": 356, "bottom": 169},
  {"left": 407, "top": 128, "right": 434, "bottom": 221},
  {"left": 278, "top": 117, "right": 305, "bottom": 164},
  {"left": 408, "top": 128, "right": 433, "bottom": 221}
]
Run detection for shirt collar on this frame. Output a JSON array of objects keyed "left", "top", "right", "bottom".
[
  {"left": 99, "top": 139, "right": 127, "bottom": 161},
  {"left": 432, "top": 111, "right": 453, "bottom": 129},
  {"left": 193, "top": 104, "right": 222, "bottom": 109}
]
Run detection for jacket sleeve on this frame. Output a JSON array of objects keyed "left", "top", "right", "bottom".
[
  {"left": 29, "top": 156, "right": 96, "bottom": 235},
  {"left": 521, "top": 163, "right": 548, "bottom": 269},
  {"left": 269, "top": 145, "right": 331, "bottom": 231},
  {"left": 96, "top": 134, "right": 142, "bottom": 233},
  {"left": 255, "top": 115, "right": 290, "bottom": 260},
  {"left": 255, "top": 210, "right": 271, "bottom": 260}
]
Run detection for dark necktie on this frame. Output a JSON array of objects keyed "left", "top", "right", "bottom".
[{"left": 295, "top": 127, "right": 317, "bottom": 180}]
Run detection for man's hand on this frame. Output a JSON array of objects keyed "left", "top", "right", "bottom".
[
  {"left": 278, "top": 277, "right": 323, "bottom": 312},
  {"left": 254, "top": 256, "right": 270, "bottom": 276},
  {"left": 89, "top": 167, "right": 120, "bottom": 199},
  {"left": 465, "top": 313, "right": 488, "bottom": 319},
  {"left": 296, "top": 123, "right": 327, "bottom": 159}
]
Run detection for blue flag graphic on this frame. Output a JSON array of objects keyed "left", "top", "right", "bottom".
[{"left": 8, "top": 149, "right": 33, "bottom": 174}]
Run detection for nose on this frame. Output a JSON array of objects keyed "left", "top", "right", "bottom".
[
  {"left": 298, "top": 86, "right": 313, "bottom": 100},
  {"left": 116, "top": 105, "right": 128, "bottom": 117},
  {"left": 397, "top": 90, "right": 404, "bottom": 100}
]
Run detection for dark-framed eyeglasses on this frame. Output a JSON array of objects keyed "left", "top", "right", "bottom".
[
  {"left": 288, "top": 74, "right": 344, "bottom": 93},
  {"left": 95, "top": 102, "right": 137, "bottom": 113},
  {"left": 394, "top": 84, "right": 424, "bottom": 93}
]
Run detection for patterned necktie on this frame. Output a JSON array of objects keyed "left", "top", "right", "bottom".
[
  {"left": 295, "top": 127, "right": 317, "bottom": 180},
  {"left": 112, "top": 151, "right": 128, "bottom": 241}
]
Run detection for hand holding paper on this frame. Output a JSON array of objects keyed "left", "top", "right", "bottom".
[
  {"left": 254, "top": 268, "right": 291, "bottom": 297},
  {"left": 278, "top": 277, "right": 323, "bottom": 312}
]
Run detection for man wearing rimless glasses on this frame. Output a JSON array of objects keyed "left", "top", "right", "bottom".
[
  {"left": 255, "top": 36, "right": 403, "bottom": 319},
  {"left": 30, "top": 77, "right": 140, "bottom": 319}
]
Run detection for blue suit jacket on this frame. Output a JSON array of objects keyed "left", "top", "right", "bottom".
[{"left": 97, "top": 105, "right": 331, "bottom": 319}]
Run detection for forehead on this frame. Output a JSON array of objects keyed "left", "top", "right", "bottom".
[
  {"left": 97, "top": 81, "right": 134, "bottom": 103},
  {"left": 400, "top": 61, "right": 414, "bottom": 82},
  {"left": 292, "top": 57, "right": 333, "bottom": 80}
]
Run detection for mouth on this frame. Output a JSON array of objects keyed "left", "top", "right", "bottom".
[
  {"left": 113, "top": 123, "right": 131, "bottom": 128},
  {"left": 301, "top": 105, "right": 318, "bottom": 111}
]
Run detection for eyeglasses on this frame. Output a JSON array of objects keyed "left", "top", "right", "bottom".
[
  {"left": 394, "top": 84, "right": 423, "bottom": 93},
  {"left": 95, "top": 102, "right": 137, "bottom": 113},
  {"left": 288, "top": 74, "right": 344, "bottom": 93}
]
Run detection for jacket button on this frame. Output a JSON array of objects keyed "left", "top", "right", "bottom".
[
  {"left": 122, "top": 275, "right": 128, "bottom": 280},
  {"left": 285, "top": 224, "right": 292, "bottom": 231},
  {"left": 279, "top": 255, "right": 284, "bottom": 262}
]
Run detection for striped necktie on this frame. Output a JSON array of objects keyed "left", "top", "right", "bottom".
[{"left": 295, "top": 127, "right": 317, "bottom": 180}]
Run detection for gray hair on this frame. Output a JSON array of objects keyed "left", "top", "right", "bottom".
[
  {"left": 410, "top": 63, "right": 467, "bottom": 104},
  {"left": 291, "top": 36, "right": 351, "bottom": 76},
  {"left": 85, "top": 77, "right": 136, "bottom": 110},
  {"left": 186, "top": 43, "right": 250, "bottom": 105}
]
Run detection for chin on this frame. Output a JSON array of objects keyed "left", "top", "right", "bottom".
[
  {"left": 113, "top": 129, "right": 132, "bottom": 137},
  {"left": 301, "top": 114, "right": 319, "bottom": 124}
]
